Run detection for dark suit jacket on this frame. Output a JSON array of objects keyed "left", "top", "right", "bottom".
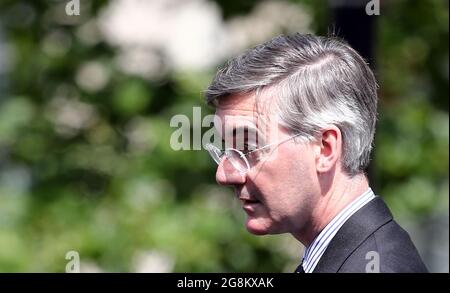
[{"left": 309, "top": 197, "right": 428, "bottom": 273}]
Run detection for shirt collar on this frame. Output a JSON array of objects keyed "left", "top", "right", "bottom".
[{"left": 301, "top": 187, "right": 376, "bottom": 273}]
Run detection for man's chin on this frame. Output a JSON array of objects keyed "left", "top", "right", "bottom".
[{"left": 245, "top": 218, "right": 272, "bottom": 235}]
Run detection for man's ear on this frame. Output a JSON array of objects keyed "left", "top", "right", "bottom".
[{"left": 315, "top": 125, "right": 342, "bottom": 173}]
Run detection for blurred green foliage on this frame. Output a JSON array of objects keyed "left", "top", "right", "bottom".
[
  {"left": 0, "top": 0, "right": 448, "bottom": 272},
  {"left": 375, "top": 0, "right": 448, "bottom": 217}
]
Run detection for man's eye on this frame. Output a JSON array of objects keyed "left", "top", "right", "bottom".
[{"left": 242, "top": 144, "right": 257, "bottom": 153}]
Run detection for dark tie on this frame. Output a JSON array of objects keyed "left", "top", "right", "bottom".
[{"left": 295, "top": 262, "right": 305, "bottom": 273}]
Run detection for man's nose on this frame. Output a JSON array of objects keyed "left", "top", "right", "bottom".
[{"left": 216, "top": 158, "right": 246, "bottom": 186}]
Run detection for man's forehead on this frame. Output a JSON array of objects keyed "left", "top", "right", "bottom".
[
  {"left": 213, "top": 92, "right": 278, "bottom": 137},
  {"left": 215, "top": 92, "right": 277, "bottom": 118}
]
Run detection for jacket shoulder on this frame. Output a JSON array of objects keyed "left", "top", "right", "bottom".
[{"left": 339, "top": 220, "right": 429, "bottom": 273}]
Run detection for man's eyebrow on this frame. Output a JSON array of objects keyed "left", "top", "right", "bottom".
[
  {"left": 221, "top": 126, "right": 263, "bottom": 149},
  {"left": 222, "top": 125, "right": 261, "bottom": 139}
]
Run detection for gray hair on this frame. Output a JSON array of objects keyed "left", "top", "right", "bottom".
[{"left": 205, "top": 33, "right": 378, "bottom": 176}]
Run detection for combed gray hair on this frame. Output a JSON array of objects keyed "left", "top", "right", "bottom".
[{"left": 205, "top": 33, "right": 378, "bottom": 176}]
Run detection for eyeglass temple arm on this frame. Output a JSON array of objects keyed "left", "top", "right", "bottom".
[{"left": 245, "top": 133, "right": 302, "bottom": 154}]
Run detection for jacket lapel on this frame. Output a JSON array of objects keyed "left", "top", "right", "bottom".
[{"left": 312, "top": 197, "right": 393, "bottom": 273}]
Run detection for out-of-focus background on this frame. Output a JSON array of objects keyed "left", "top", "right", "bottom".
[{"left": 0, "top": 0, "right": 448, "bottom": 272}]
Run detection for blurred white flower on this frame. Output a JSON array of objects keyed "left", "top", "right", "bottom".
[
  {"left": 124, "top": 117, "right": 157, "bottom": 154},
  {"left": 162, "top": 0, "right": 226, "bottom": 71},
  {"left": 97, "top": 0, "right": 312, "bottom": 78},
  {"left": 115, "top": 46, "right": 167, "bottom": 80},
  {"left": 98, "top": 0, "right": 169, "bottom": 47},
  {"left": 98, "top": 0, "right": 226, "bottom": 76},
  {"left": 46, "top": 92, "right": 98, "bottom": 137},
  {"left": 75, "top": 61, "right": 110, "bottom": 93},
  {"left": 132, "top": 250, "right": 175, "bottom": 273}
]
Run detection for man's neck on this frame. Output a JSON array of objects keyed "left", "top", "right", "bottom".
[{"left": 293, "top": 173, "right": 369, "bottom": 246}]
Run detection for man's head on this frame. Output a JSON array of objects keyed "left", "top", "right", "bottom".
[{"left": 205, "top": 34, "right": 378, "bottom": 240}]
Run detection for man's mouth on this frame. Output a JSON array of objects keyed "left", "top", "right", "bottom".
[
  {"left": 240, "top": 198, "right": 260, "bottom": 214},
  {"left": 240, "top": 197, "right": 261, "bottom": 213},
  {"left": 239, "top": 197, "right": 260, "bottom": 204}
]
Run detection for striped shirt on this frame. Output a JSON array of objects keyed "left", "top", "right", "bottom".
[{"left": 301, "top": 188, "right": 376, "bottom": 273}]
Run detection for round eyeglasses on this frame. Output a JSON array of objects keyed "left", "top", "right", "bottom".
[{"left": 205, "top": 133, "right": 301, "bottom": 174}]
